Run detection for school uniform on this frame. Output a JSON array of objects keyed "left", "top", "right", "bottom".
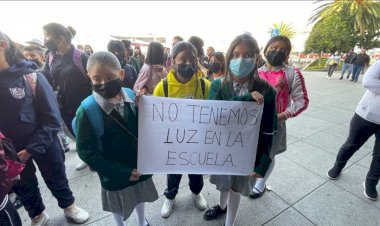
[
  {"left": 75, "top": 89, "right": 158, "bottom": 220},
  {"left": 258, "top": 64, "right": 309, "bottom": 158},
  {"left": 207, "top": 77, "right": 277, "bottom": 196}
]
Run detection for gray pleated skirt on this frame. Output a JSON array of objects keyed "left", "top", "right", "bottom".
[
  {"left": 101, "top": 178, "right": 158, "bottom": 220},
  {"left": 270, "top": 120, "right": 287, "bottom": 158},
  {"left": 210, "top": 175, "right": 257, "bottom": 197}
]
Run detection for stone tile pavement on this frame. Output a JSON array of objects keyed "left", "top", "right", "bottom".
[{"left": 16, "top": 71, "right": 380, "bottom": 225}]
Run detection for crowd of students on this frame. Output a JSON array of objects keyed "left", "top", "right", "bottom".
[{"left": 0, "top": 22, "right": 379, "bottom": 226}]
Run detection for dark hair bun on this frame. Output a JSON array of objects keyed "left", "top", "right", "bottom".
[{"left": 67, "top": 26, "right": 76, "bottom": 38}]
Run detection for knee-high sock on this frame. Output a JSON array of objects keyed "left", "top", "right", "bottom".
[
  {"left": 219, "top": 191, "right": 229, "bottom": 209},
  {"left": 253, "top": 158, "right": 276, "bottom": 192},
  {"left": 225, "top": 190, "right": 241, "bottom": 226},
  {"left": 135, "top": 202, "right": 148, "bottom": 226},
  {"left": 113, "top": 213, "right": 126, "bottom": 226}
]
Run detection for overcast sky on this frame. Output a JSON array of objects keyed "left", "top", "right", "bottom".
[{"left": 1, "top": 1, "right": 322, "bottom": 52}]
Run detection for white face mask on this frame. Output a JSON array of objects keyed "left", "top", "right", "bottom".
[{"left": 229, "top": 57, "right": 256, "bottom": 78}]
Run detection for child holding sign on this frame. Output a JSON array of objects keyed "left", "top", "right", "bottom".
[
  {"left": 153, "top": 41, "right": 211, "bottom": 218},
  {"left": 75, "top": 51, "right": 158, "bottom": 226},
  {"left": 203, "top": 34, "right": 277, "bottom": 226}
]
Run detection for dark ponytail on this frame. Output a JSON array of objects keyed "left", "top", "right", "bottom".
[{"left": 43, "top": 23, "right": 76, "bottom": 43}]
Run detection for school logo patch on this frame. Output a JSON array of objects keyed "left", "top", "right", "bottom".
[{"left": 9, "top": 86, "right": 25, "bottom": 99}]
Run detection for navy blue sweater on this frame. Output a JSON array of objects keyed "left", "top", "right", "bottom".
[{"left": 0, "top": 60, "right": 62, "bottom": 155}]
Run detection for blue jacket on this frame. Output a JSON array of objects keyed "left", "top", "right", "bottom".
[{"left": 0, "top": 60, "right": 62, "bottom": 155}]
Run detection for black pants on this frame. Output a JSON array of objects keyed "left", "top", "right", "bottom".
[
  {"left": 335, "top": 113, "right": 380, "bottom": 185},
  {"left": 164, "top": 174, "right": 204, "bottom": 200},
  {"left": 12, "top": 138, "right": 75, "bottom": 218},
  {"left": 328, "top": 64, "right": 338, "bottom": 77},
  {"left": 0, "top": 196, "right": 22, "bottom": 226}
]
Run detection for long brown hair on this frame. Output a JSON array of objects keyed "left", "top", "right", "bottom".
[{"left": 222, "top": 34, "right": 270, "bottom": 96}]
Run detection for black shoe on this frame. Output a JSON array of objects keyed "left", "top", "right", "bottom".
[
  {"left": 363, "top": 182, "right": 378, "bottom": 201},
  {"left": 13, "top": 197, "right": 23, "bottom": 209},
  {"left": 347, "top": 75, "right": 350, "bottom": 79},
  {"left": 249, "top": 186, "right": 266, "bottom": 199},
  {"left": 339, "top": 77, "right": 343, "bottom": 80},
  {"left": 327, "top": 165, "right": 343, "bottom": 180},
  {"left": 204, "top": 205, "right": 227, "bottom": 220}
]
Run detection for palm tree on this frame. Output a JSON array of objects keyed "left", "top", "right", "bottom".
[
  {"left": 309, "top": 0, "right": 380, "bottom": 36},
  {"left": 268, "top": 22, "right": 296, "bottom": 39}
]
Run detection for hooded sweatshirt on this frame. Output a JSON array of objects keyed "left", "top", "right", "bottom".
[
  {"left": 0, "top": 60, "right": 62, "bottom": 155},
  {"left": 153, "top": 69, "right": 210, "bottom": 99}
]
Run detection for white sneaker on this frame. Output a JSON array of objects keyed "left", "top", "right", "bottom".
[
  {"left": 75, "top": 160, "right": 88, "bottom": 171},
  {"left": 192, "top": 193, "right": 207, "bottom": 211},
  {"left": 161, "top": 198, "right": 175, "bottom": 218},
  {"left": 31, "top": 211, "right": 49, "bottom": 226},
  {"left": 64, "top": 204, "right": 90, "bottom": 224},
  {"left": 328, "top": 77, "right": 332, "bottom": 80}
]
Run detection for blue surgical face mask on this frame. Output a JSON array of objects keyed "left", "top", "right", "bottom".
[{"left": 229, "top": 57, "right": 256, "bottom": 78}]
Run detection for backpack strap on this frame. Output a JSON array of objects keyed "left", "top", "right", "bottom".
[
  {"left": 23, "top": 72, "right": 38, "bottom": 97},
  {"left": 162, "top": 78, "right": 204, "bottom": 98},
  {"left": 122, "top": 87, "right": 136, "bottom": 101},
  {"left": 72, "top": 48, "right": 87, "bottom": 77},
  {"left": 48, "top": 50, "right": 86, "bottom": 77},
  {"left": 81, "top": 95, "right": 104, "bottom": 137},
  {"left": 163, "top": 78, "right": 168, "bottom": 97},
  {"left": 200, "top": 77, "right": 205, "bottom": 97}
]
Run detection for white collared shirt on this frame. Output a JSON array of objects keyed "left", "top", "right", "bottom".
[{"left": 93, "top": 89, "right": 134, "bottom": 116}]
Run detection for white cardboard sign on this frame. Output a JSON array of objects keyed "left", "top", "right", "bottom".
[{"left": 138, "top": 96, "right": 263, "bottom": 175}]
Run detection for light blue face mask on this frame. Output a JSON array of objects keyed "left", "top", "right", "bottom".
[{"left": 229, "top": 57, "right": 256, "bottom": 78}]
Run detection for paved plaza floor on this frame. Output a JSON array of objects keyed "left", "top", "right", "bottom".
[{"left": 17, "top": 71, "right": 380, "bottom": 226}]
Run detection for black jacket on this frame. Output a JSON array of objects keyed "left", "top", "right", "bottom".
[{"left": 43, "top": 45, "right": 92, "bottom": 114}]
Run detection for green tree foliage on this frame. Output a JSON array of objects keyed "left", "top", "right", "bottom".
[
  {"left": 309, "top": 0, "right": 380, "bottom": 36},
  {"left": 305, "top": 14, "right": 357, "bottom": 65},
  {"left": 309, "top": 0, "right": 380, "bottom": 49},
  {"left": 305, "top": 14, "right": 356, "bottom": 54},
  {"left": 268, "top": 22, "right": 297, "bottom": 39}
]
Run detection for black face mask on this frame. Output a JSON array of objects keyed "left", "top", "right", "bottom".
[
  {"left": 266, "top": 50, "right": 286, "bottom": 67},
  {"left": 44, "top": 40, "right": 58, "bottom": 52},
  {"left": 92, "top": 79, "right": 123, "bottom": 99},
  {"left": 177, "top": 63, "right": 197, "bottom": 79},
  {"left": 29, "top": 59, "right": 42, "bottom": 67},
  {"left": 209, "top": 63, "right": 221, "bottom": 73}
]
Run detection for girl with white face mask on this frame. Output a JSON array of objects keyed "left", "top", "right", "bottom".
[{"left": 203, "top": 34, "right": 277, "bottom": 226}]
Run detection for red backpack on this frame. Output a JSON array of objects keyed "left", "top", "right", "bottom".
[{"left": 0, "top": 132, "right": 25, "bottom": 182}]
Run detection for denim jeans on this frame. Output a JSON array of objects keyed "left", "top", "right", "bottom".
[
  {"left": 351, "top": 64, "right": 364, "bottom": 81},
  {"left": 340, "top": 63, "right": 352, "bottom": 78}
]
